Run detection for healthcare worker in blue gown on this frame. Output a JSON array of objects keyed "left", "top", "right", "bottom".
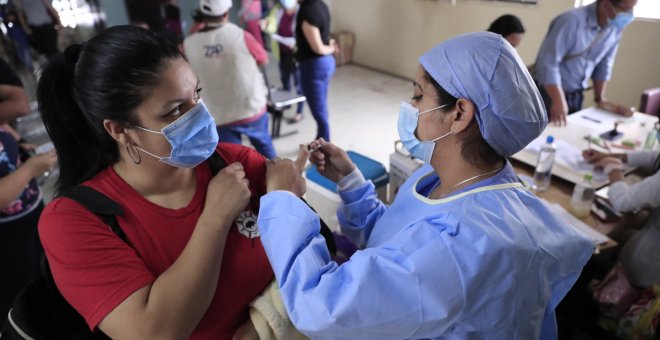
[{"left": 258, "top": 32, "right": 595, "bottom": 339}]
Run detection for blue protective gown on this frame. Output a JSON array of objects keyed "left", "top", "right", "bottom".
[{"left": 257, "top": 162, "right": 594, "bottom": 339}]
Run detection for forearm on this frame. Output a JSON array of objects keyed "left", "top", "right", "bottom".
[
  {"left": 147, "top": 215, "right": 230, "bottom": 336},
  {"left": 310, "top": 42, "right": 334, "bottom": 56},
  {"left": 106, "top": 214, "right": 232, "bottom": 339},
  {"left": 0, "top": 101, "right": 30, "bottom": 120},
  {"left": 0, "top": 165, "right": 36, "bottom": 208},
  {"left": 608, "top": 171, "right": 660, "bottom": 212},
  {"left": 593, "top": 80, "right": 606, "bottom": 102},
  {"left": 544, "top": 84, "right": 565, "bottom": 105}
]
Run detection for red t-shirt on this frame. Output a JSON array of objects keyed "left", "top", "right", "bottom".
[{"left": 39, "top": 143, "right": 274, "bottom": 339}]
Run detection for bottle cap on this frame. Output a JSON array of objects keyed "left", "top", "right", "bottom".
[{"left": 546, "top": 136, "right": 554, "bottom": 144}]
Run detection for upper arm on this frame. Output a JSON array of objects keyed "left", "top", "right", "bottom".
[
  {"left": 301, "top": 20, "right": 324, "bottom": 54},
  {"left": 39, "top": 200, "right": 156, "bottom": 332},
  {"left": 97, "top": 286, "right": 153, "bottom": 338},
  {"left": 244, "top": 31, "right": 268, "bottom": 65},
  {"left": 536, "top": 16, "right": 578, "bottom": 84},
  {"left": 0, "top": 84, "right": 30, "bottom": 120},
  {"left": 592, "top": 42, "right": 619, "bottom": 81}
]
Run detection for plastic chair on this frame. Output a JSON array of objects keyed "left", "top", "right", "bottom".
[
  {"left": 260, "top": 66, "right": 306, "bottom": 138},
  {"left": 639, "top": 87, "right": 660, "bottom": 117}
]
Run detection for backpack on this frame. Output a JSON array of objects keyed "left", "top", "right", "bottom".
[{"left": 1, "top": 152, "right": 335, "bottom": 339}]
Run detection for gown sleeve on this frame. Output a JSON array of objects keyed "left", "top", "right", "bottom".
[
  {"left": 257, "top": 191, "right": 464, "bottom": 338},
  {"left": 336, "top": 181, "right": 388, "bottom": 247}
]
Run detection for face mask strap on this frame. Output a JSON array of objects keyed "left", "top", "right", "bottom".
[
  {"left": 134, "top": 145, "right": 168, "bottom": 161},
  {"left": 132, "top": 124, "right": 164, "bottom": 135},
  {"left": 419, "top": 102, "right": 452, "bottom": 116},
  {"left": 431, "top": 130, "right": 454, "bottom": 143},
  {"left": 126, "top": 143, "right": 142, "bottom": 164}
]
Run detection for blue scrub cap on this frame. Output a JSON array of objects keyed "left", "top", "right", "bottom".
[{"left": 419, "top": 32, "right": 547, "bottom": 157}]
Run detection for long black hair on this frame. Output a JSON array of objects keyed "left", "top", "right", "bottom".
[
  {"left": 37, "top": 25, "right": 183, "bottom": 195},
  {"left": 487, "top": 14, "right": 525, "bottom": 38}
]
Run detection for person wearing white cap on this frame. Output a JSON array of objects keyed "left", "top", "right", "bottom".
[
  {"left": 184, "top": 0, "right": 276, "bottom": 160},
  {"left": 256, "top": 32, "right": 594, "bottom": 339}
]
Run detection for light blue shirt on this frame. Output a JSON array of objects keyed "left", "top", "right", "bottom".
[
  {"left": 534, "top": 3, "right": 623, "bottom": 92},
  {"left": 257, "top": 162, "right": 593, "bottom": 339}
]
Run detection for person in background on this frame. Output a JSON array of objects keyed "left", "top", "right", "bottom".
[
  {"left": 239, "top": 0, "right": 264, "bottom": 48},
  {"left": 0, "top": 56, "right": 57, "bottom": 324},
  {"left": 258, "top": 32, "right": 593, "bottom": 338},
  {"left": 487, "top": 14, "right": 525, "bottom": 48},
  {"left": 163, "top": 0, "right": 183, "bottom": 41},
  {"left": 37, "top": 25, "right": 275, "bottom": 338},
  {"left": 185, "top": 0, "right": 276, "bottom": 160},
  {"left": 296, "top": 0, "right": 337, "bottom": 141},
  {"left": 262, "top": 0, "right": 305, "bottom": 124},
  {"left": 534, "top": 0, "right": 638, "bottom": 126},
  {"left": 3, "top": 8, "right": 34, "bottom": 72},
  {"left": 188, "top": 8, "right": 206, "bottom": 36},
  {"left": 14, "top": 0, "right": 62, "bottom": 59},
  {"left": 583, "top": 147, "right": 660, "bottom": 288}
]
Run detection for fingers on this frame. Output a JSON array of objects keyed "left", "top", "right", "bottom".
[
  {"left": 595, "top": 157, "right": 622, "bottom": 168},
  {"left": 295, "top": 144, "right": 309, "bottom": 171},
  {"left": 307, "top": 138, "right": 325, "bottom": 151}
]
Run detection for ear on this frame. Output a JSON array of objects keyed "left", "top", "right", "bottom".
[
  {"left": 447, "top": 98, "right": 476, "bottom": 134},
  {"left": 103, "top": 119, "right": 132, "bottom": 146},
  {"left": 600, "top": 0, "right": 615, "bottom": 18}
]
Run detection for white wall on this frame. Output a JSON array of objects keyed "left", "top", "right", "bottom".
[{"left": 326, "top": 0, "right": 660, "bottom": 108}]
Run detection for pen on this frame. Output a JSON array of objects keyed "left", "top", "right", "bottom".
[{"left": 581, "top": 116, "right": 602, "bottom": 124}]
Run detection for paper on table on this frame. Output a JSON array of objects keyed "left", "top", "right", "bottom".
[
  {"left": 596, "top": 185, "right": 609, "bottom": 200},
  {"left": 571, "top": 106, "right": 635, "bottom": 131},
  {"left": 525, "top": 136, "right": 608, "bottom": 182},
  {"left": 544, "top": 201, "right": 611, "bottom": 246}
]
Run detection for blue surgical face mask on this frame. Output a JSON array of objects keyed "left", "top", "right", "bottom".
[
  {"left": 397, "top": 101, "right": 453, "bottom": 164},
  {"left": 134, "top": 99, "right": 219, "bottom": 168},
  {"left": 609, "top": 10, "right": 634, "bottom": 29}
]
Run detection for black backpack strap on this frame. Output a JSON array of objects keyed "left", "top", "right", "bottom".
[
  {"left": 208, "top": 151, "right": 228, "bottom": 176},
  {"left": 58, "top": 186, "right": 127, "bottom": 242},
  {"left": 300, "top": 198, "right": 337, "bottom": 255}
]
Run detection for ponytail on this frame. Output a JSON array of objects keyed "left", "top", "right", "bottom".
[
  {"left": 38, "top": 46, "right": 114, "bottom": 195},
  {"left": 37, "top": 26, "right": 182, "bottom": 194}
]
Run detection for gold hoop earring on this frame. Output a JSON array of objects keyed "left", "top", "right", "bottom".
[{"left": 127, "top": 144, "right": 142, "bottom": 164}]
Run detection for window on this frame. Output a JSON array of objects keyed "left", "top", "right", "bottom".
[
  {"left": 52, "top": 0, "right": 95, "bottom": 28},
  {"left": 575, "top": 0, "right": 660, "bottom": 20}
]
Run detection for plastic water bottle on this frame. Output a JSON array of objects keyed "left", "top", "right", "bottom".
[
  {"left": 570, "top": 173, "right": 595, "bottom": 218},
  {"left": 643, "top": 127, "right": 658, "bottom": 150},
  {"left": 532, "top": 136, "right": 556, "bottom": 192}
]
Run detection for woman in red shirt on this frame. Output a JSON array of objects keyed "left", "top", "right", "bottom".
[{"left": 37, "top": 25, "right": 274, "bottom": 339}]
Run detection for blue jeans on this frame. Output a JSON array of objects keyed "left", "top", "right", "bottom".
[
  {"left": 217, "top": 113, "right": 276, "bottom": 159},
  {"left": 299, "top": 55, "right": 335, "bottom": 141},
  {"left": 279, "top": 59, "right": 304, "bottom": 114}
]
